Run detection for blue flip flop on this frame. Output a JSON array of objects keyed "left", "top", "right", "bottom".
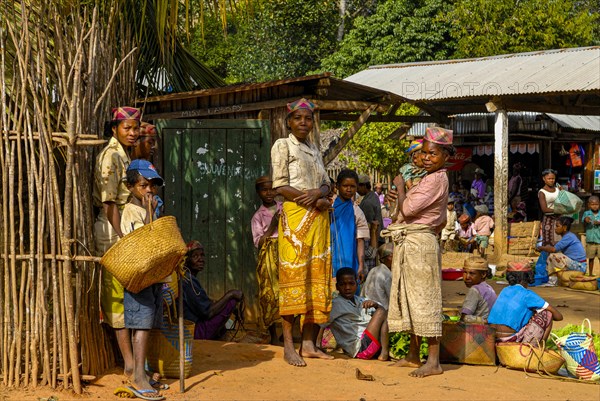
[
  {"left": 149, "top": 379, "right": 169, "bottom": 390},
  {"left": 127, "top": 386, "right": 165, "bottom": 401}
]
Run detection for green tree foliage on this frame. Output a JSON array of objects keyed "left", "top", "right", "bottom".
[
  {"left": 320, "top": 0, "right": 456, "bottom": 78},
  {"left": 225, "top": 0, "right": 339, "bottom": 83},
  {"left": 336, "top": 104, "right": 420, "bottom": 176},
  {"left": 447, "top": 0, "right": 600, "bottom": 58}
]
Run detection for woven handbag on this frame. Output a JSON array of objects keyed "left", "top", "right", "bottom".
[
  {"left": 552, "top": 319, "right": 600, "bottom": 381},
  {"left": 100, "top": 215, "right": 187, "bottom": 293},
  {"left": 496, "top": 342, "right": 565, "bottom": 375}
]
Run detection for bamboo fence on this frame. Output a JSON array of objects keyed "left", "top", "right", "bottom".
[{"left": 1, "top": 1, "right": 137, "bottom": 394}]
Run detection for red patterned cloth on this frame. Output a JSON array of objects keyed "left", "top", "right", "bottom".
[{"left": 111, "top": 106, "right": 141, "bottom": 121}]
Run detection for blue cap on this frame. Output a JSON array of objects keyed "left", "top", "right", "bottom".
[{"left": 127, "top": 159, "right": 164, "bottom": 187}]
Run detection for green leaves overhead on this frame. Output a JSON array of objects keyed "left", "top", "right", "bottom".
[
  {"left": 320, "top": 0, "right": 456, "bottom": 79},
  {"left": 447, "top": 0, "right": 600, "bottom": 58}
]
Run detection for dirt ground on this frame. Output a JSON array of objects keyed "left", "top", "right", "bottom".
[{"left": 3, "top": 280, "right": 600, "bottom": 401}]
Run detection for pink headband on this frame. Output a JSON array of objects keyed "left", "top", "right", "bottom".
[
  {"left": 287, "top": 98, "right": 315, "bottom": 115},
  {"left": 424, "top": 127, "right": 453, "bottom": 145},
  {"left": 112, "top": 106, "right": 141, "bottom": 122}
]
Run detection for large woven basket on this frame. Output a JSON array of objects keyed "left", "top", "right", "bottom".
[
  {"left": 569, "top": 276, "right": 598, "bottom": 291},
  {"left": 100, "top": 216, "right": 187, "bottom": 293},
  {"left": 496, "top": 342, "right": 564, "bottom": 374}
]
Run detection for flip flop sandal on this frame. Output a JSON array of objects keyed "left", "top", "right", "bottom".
[
  {"left": 149, "top": 379, "right": 169, "bottom": 390},
  {"left": 114, "top": 386, "right": 136, "bottom": 398},
  {"left": 126, "top": 386, "right": 165, "bottom": 401}
]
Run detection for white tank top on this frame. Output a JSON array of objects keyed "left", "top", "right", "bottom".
[{"left": 539, "top": 188, "right": 559, "bottom": 213}]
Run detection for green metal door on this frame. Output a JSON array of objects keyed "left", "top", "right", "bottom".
[{"left": 156, "top": 119, "right": 270, "bottom": 323}]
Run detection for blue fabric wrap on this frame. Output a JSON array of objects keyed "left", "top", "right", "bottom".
[{"left": 331, "top": 197, "right": 358, "bottom": 276}]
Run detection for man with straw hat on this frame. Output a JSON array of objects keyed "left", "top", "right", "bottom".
[{"left": 460, "top": 257, "right": 497, "bottom": 323}]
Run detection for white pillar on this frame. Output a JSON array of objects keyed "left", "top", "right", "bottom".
[{"left": 493, "top": 109, "right": 509, "bottom": 258}]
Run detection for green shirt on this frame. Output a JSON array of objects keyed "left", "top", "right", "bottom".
[{"left": 582, "top": 210, "right": 600, "bottom": 244}]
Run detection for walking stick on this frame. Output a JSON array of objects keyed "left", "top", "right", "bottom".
[{"left": 178, "top": 272, "right": 185, "bottom": 393}]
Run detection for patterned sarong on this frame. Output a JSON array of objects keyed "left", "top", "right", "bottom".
[
  {"left": 382, "top": 223, "right": 442, "bottom": 337},
  {"left": 541, "top": 214, "right": 559, "bottom": 246},
  {"left": 278, "top": 201, "right": 332, "bottom": 324},
  {"left": 256, "top": 237, "right": 280, "bottom": 328},
  {"left": 497, "top": 310, "right": 552, "bottom": 347}
]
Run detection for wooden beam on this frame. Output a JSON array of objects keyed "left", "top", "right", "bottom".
[
  {"left": 502, "top": 100, "right": 600, "bottom": 115},
  {"left": 323, "top": 104, "right": 377, "bottom": 166},
  {"left": 314, "top": 100, "right": 389, "bottom": 113},
  {"left": 319, "top": 113, "right": 439, "bottom": 123},
  {"left": 144, "top": 97, "right": 300, "bottom": 120}
]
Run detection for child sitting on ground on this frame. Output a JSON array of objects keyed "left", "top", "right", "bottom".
[
  {"left": 488, "top": 261, "right": 563, "bottom": 346},
  {"left": 456, "top": 214, "right": 476, "bottom": 252},
  {"left": 361, "top": 243, "right": 393, "bottom": 310},
  {"left": 537, "top": 216, "right": 587, "bottom": 286},
  {"left": 440, "top": 197, "right": 457, "bottom": 251},
  {"left": 325, "top": 268, "right": 389, "bottom": 361},
  {"left": 473, "top": 204, "right": 494, "bottom": 257},
  {"left": 122, "top": 159, "right": 165, "bottom": 400},
  {"left": 582, "top": 195, "right": 600, "bottom": 276},
  {"left": 460, "top": 257, "right": 497, "bottom": 323}
]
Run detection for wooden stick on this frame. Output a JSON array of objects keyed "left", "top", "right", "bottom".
[{"left": 179, "top": 274, "right": 185, "bottom": 393}]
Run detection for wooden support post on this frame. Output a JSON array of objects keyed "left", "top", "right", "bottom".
[
  {"left": 322, "top": 104, "right": 377, "bottom": 166},
  {"left": 490, "top": 105, "right": 509, "bottom": 258}
]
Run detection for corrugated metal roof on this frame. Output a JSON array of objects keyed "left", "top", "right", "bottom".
[
  {"left": 346, "top": 47, "right": 600, "bottom": 102},
  {"left": 546, "top": 114, "right": 600, "bottom": 132}
]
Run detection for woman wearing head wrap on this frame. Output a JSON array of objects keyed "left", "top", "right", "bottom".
[
  {"left": 131, "top": 122, "right": 158, "bottom": 161},
  {"left": 93, "top": 106, "right": 140, "bottom": 379},
  {"left": 270, "top": 98, "right": 333, "bottom": 366},
  {"left": 382, "top": 126, "right": 454, "bottom": 377},
  {"left": 488, "top": 262, "right": 563, "bottom": 345}
]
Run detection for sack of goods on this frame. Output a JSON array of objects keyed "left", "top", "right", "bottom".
[
  {"left": 101, "top": 216, "right": 187, "bottom": 293},
  {"left": 553, "top": 190, "right": 583, "bottom": 215}
]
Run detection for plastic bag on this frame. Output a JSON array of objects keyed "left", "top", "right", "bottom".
[{"left": 553, "top": 190, "right": 583, "bottom": 215}]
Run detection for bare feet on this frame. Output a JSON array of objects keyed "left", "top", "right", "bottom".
[
  {"left": 299, "top": 347, "right": 334, "bottom": 360},
  {"left": 283, "top": 344, "right": 306, "bottom": 367},
  {"left": 409, "top": 363, "right": 443, "bottom": 378},
  {"left": 378, "top": 353, "right": 390, "bottom": 361},
  {"left": 390, "top": 358, "right": 422, "bottom": 368}
]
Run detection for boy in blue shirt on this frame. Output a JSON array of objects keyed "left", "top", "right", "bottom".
[
  {"left": 324, "top": 268, "right": 389, "bottom": 360},
  {"left": 537, "top": 216, "right": 587, "bottom": 286},
  {"left": 582, "top": 196, "right": 600, "bottom": 276}
]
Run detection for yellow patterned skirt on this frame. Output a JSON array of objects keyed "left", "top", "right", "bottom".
[
  {"left": 256, "top": 237, "right": 280, "bottom": 328},
  {"left": 278, "top": 201, "right": 332, "bottom": 324}
]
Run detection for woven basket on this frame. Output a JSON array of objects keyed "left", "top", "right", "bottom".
[
  {"left": 557, "top": 270, "right": 584, "bottom": 287},
  {"left": 569, "top": 276, "right": 598, "bottom": 291},
  {"left": 146, "top": 319, "right": 195, "bottom": 379},
  {"left": 496, "top": 342, "right": 564, "bottom": 374},
  {"left": 100, "top": 216, "right": 187, "bottom": 293}
]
